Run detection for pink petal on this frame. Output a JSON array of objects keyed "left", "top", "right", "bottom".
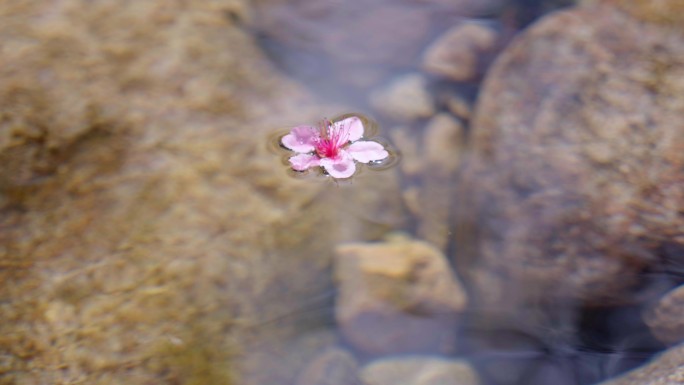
[
  {"left": 320, "top": 153, "right": 356, "bottom": 179},
  {"left": 333, "top": 116, "right": 364, "bottom": 142},
  {"left": 347, "top": 141, "right": 389, "bottom": 163},
  {"left": 281, "top": 126, "right": 318, "bottom": 153},
  {"left": 289, "top": 153, "right": 320, "bottom": 171}
]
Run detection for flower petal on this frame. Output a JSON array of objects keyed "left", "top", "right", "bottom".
[
  {"left": 333, "top": 116, "right": 364, "bottom": 142},
  {"left": 347, "top": 140, "right": 389, "bottom": 163},
  {"left": 320, "top": 153, "right": 356, "bottom": 179},
  {"left": 289, "top": 153, "right": 320, "bottom": 171},
  {"left": 281, "top": 125, "right": 318, "bottom": 153}
]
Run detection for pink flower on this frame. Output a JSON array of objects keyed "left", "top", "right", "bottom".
[{"left": 281, "top": 116, "right": 389, "bottom": 179}]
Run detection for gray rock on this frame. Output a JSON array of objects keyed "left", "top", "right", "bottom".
[
  {"left": 295, "top": 348, "right": 362, "bottom": 385},
  {"left": 369, "top": 73, "right": 435, "bottom": 121},
  {"left": 334, "top": 237, "right": 467, "bottom": 355},
  {"left": 362, "top": 356, "right": 479, "bottom": 385},
  {"left": 422, "top": 22, "right": 499, "bottom": 82},
  {"left": 460, "top": 3, "right": 684, "bottom": 308},
  {"left": 598, "top": 342, "right": 684, "bottom": 385},
  {"left": 644, "top": 285, "right": 684, "bottom": 345}
]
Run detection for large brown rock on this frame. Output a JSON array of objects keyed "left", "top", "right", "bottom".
[
  {"left": 334, "top": 237, "right": 467, "bottom": 355},
  {"left": 460, "top": 3, "right": 684, "bottom": 308},
  {"left": 0, "top": 2, "right": 405, "bottom": 385},
  {"left": 585, "top": 0, "right": 684, "bottom": 25}
]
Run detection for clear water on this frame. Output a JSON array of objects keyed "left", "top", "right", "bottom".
[
  {"left": 247, "top": 1, "right": 668, "bottom": 385},
  {"left": 0, "top": 1, "right": 673, "bottom": 385}
]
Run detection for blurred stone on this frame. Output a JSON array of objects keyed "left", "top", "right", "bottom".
[
  {"left": 334, "top": 237, "right": 467, "bottom": 355},
  {"left": 461, "top": 2, "right": 684, "bottom": 308},
  {"left": 295, "top": 347, "right": 362, "bottom": 385},
  {"left": 422, "top": 22, "right": 499, "bottom": 81},
  {"left": 443, "top": 92, "right": 473, "bottom": 121},
  {"left": 598, "top": 342, "right": 684, "bottom": 385},
  {"left": 390, "top": 126, "right": 423, "bottom": 177},
  {"left": 585, "top": 0, "right": 684, "bottom": 26},
  {"left": 389, "top": 115, "right": 464, "bottom": 250},
  {"left": 0, "top": 37, "right": 116, "bottom": 189},
  {"left": 326, "top": 165, "right": 408, "bottom": 243},
  {"left": 362, "top": 356, "right": 479, "bottom": 385},
  {"left": 403, "top": 186, "right": 422, "bottom": 217},
  {"left": 414, "top": 114, "right": 464, "bottom": 249},
  {"left": 0, "top": 2, "right": 384, "bottom": 385},
  {"left": 370, "top": 73, "right": 436, "bottom": 121},
  {"left": 424, "top": 114, "right": 464, "bottom": 174},
  {"left": 414, "top": 179, "right": 454, "bottom": 251},
  {"left": 644, "top": 285, "right": 684, "bottom": 345},
  {"left": 246, "top": 329, "right": 339, "bottom": 385}
]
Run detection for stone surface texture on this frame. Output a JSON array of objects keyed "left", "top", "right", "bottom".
[
  {"left": 334, "top": 237, "right": 467, "bottom": 355},
  {"left": 461, "top": 3, "right": 684, "bottom": 309},
  {"left": 584, "top": 0, "right": 684, "bottom": 25},
  {"left": 391, "top": 112, "right": 466, "bottom": 251},
  {"left": 422, "top": 22, "right": 499, "bottom": 81},
  {"left": 644, "top": 285, "right": 684, "bottom": 345},
  {"left": 362, "top": 356, "right": 480, "bottom": 385},
  {"left": 0, "top": 1, "right": 407, "bottom": 384},
  {"left": 369, "top": 73, "right": 436, "bottom": 121},
  {"left": 417, "top": 114, "right": 465, "bottom": 249}
]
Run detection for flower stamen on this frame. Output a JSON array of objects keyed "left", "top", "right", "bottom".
[{"left": 314, "top": 118, "right": 349, "bottom": 159}]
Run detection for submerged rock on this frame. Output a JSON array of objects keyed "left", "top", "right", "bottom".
[
  {"left": 585, "top": 0, "right": 684, "bottom": 26},
  {"left": 442, "top": 91, "right": 473, "bottom": 121},
  {"left": 295, "top": 347, "right": 362, "bottom": 385},
  {"left": 0, "top": 2, "right": 376, "bottom": 385},
  {"left": 461, "top": 2, "right": 684, "bottom": 308},
  {"left": 369, "top": 73, "right": 436, "bottom": 121},
  {"left": 422, "top": 22, "right": 499, "bottom": 82},
  {"left": 599, "top": 342, "right": 684, "bottom": 385},
  {"left": 424, "top": 114, "right": 465, "bottom": 175},
  {"left": 644, "top": 285, "right": 684, "bottom": 346},
  {"left": 416, "top": 114, "right": 465, "bottom": 249},
  {"left": 362, "top": 356, "right": 480, "bottom": 385},
  {"left": 334, "top": 237, "right": 467, "bottom": 355}
]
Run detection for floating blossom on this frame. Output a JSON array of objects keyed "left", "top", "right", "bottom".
[{"left": 281, "top": 116, "right": 389, "bottom": 179}]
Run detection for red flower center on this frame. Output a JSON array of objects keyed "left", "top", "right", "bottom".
[{"left": 314, "top": 119, "right": 348, "bottom": 159}]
